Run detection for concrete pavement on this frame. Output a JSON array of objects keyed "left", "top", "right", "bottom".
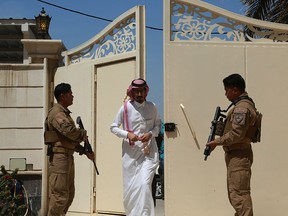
[{"left": 155, "top": 199, "right": 164, "bottom": 216}]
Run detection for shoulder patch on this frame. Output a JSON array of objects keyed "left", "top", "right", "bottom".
[
  {"left": 233, "top": 107, "right": 247, "bottom": 125},
  {"left": 233, "top": 113, "right": 245, "bottom": 125}
]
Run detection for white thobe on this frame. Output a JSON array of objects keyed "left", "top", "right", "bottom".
[{"left": 110, "top": 100, "right": 161, "bottom": 216}]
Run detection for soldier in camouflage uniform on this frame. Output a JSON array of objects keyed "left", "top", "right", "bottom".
[
  {"left": 44, "top": 83, "right": 94, "bottom": 216},
  {"left": 206, "top": 74, "right": 257, "bottom": 216}
]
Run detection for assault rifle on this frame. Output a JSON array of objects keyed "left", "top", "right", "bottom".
[
  {"left": 204, "top": 106, "right": 226, "bottom": 161},
  {"left": 76, "top": 116, "right": 99, "bottom": 175}
]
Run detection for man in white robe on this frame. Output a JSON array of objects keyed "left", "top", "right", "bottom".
[{"left": 110, "top": 78, "right": 161, "bottom": 216}]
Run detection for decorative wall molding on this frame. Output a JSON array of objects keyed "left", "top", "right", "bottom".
[
  {"left": 63, "top": 7, "right": 139, "bottom": 65},
  {"left": 70, "top": 16, "right": 136, "bottom": 64},
  {"left": 171, "top": 0, "right": 288, "bottom": 42}
]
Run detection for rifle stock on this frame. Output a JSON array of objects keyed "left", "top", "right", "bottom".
[
  {"left": 204, "top": 106, "right": 226, "bottom": 161},
  {"left": 76, "top": 116, "right": 99, "bottom": 175}
]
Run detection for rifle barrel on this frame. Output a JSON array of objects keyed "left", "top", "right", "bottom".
[{"left": 76, "top": 116, "right": 99, "bottom": 175}]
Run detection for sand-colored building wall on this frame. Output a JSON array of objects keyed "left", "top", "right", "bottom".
[{"left": 164, "top": 1, "right": 288, "bottom": 215}]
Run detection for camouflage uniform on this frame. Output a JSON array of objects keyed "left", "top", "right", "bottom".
[
  {"left": 44, "top": 103, "right": 86, "bottom": 216},
  {"left": 215, "top": 93, "right": 257, "bottom": 216}
]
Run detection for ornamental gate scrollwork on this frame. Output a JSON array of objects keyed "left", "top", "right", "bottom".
[
  {"left": 63, "top": 7, "right": 140, "bottom": 65},
  {"left": 171, "top": 0, "right": 288, "bottom": 42}
]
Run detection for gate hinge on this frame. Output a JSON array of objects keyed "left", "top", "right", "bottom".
[
  {"left": 93, "top": 187, "right": 97, "bottom": 197},
  {"left": 94, "top": 73, "right": 97, "bottom": 82}
]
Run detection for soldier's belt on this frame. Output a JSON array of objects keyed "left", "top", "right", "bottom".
[
  {"left": 224, "top": 143, "right": 251, "bottom": 152},
  {"left": 52, "top": 146, "right": 74, "bottom": 155}
]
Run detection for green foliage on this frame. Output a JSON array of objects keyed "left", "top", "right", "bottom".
[
  {"left": 241, "top": 0, "right": 288, "bottom": 23},
  {"left": 0, "top": 165, "right": 27, "bottom": 216}
]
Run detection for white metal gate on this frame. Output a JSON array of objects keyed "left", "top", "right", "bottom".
[
  {"left": 44, "top": 6, "right": 146, "bottom": 215},
  {"left": 164, "top": 1, "right": 288, "bottom": 215}
]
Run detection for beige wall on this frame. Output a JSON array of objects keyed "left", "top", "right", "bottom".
[
  {"left": 164, "top": 37, "right": 288, "bottom": 216},
  {"left": 164, "top": 1, "right": 288, "bottom": 215},
  {"left": 54, "top": 61, "right": 95, "bottom": 213},
  {"left": 0, "top": 66, "right": 44, "bottom": 170},
  {"left": 95, "top": 60, "right": 136, "bottom": 214}
]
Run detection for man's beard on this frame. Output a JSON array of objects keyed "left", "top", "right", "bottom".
[{"left": 135, "top": 96, "right": 144, "bottom": 103}]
